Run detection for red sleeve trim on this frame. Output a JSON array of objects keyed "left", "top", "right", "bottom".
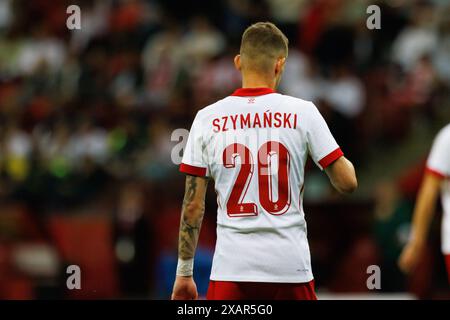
[
  {"left": 425, "top": 167, "right": 446, "bottom": 179},
  {"left": 319, "top": 148, "right": 344, "bottom": 169},
  {"left": 179, "top": 163, "right": 207, "bottom": 177}
]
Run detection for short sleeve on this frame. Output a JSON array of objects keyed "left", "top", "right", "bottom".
[
  {"left": 306, "top": 103, "right": 344, "bottom": 170},
  {"left": 426, "top": 126, "right": 450, "bottom": 179},
  {"left": 179, "top": 113, "right": 209, "bottom": 177}
]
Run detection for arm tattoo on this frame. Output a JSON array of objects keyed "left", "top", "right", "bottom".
[{"left": 178, "top": 175, "right": 206, "bottom": 260}]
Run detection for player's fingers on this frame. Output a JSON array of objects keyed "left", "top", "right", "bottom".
[
  {"left": 171, "top": 290, "right": 187, "bottom": 300},
  {"left": 172, "top": 294, "right": 188, "bottom": 300},
  {"left": 399, "top": 251, "right": 417, "bottom": 274},
  {"left": 398, "top": 252, "right": 410, "bottom": 273},
  {"left": 398, "top": 260, "right": 409, "bottom": 274}
]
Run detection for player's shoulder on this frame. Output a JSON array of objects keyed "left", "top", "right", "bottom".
[
  {"left": 274, "top": 93, "right": 321, "bottom": 118},
  {"left": 195, "top": 96, "right": 231, "bottom": 118},
  {"left": 435, "top": 123, "right": 450, "bottom": 141},
  {"left": 276, "top": 93, "right": 315, "bottom": 107}
]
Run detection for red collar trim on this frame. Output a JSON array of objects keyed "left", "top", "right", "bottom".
[{"left": 231, "top": 87, "right": 276, "bottom": 97}]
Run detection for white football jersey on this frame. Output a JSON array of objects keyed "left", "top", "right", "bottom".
[
  {"left": 180, "top": 88, "right": 343, "bottom": 283},
  {"left": 426, "top": 123, "right": 450, "bottom": 254}
]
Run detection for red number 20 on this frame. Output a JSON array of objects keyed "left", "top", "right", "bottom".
[{"left": 222, "top": 141, "right": 291, "bottom": 217}]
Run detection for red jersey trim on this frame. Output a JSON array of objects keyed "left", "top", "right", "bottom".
[
  {"left": 231, "top": 87, "right": 276, "bottom": 97},
  {"left": 425, "top": 167, "right": 447, "bottom": 179},
  {"left": 180, "top": 163, "right": 207, "bottom": 177},
  {"left": 319, "top": 148, "right": 344, "bottom": 169}
]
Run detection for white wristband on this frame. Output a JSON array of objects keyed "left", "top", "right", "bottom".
[{"left": 176, "top": 258, "right": 194, "bottom": 276}]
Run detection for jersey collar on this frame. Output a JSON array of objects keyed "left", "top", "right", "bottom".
[{"left": 231, "top": 87, "right": 276, "bottom": 97}]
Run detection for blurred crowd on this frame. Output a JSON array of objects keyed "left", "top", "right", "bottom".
[{"left": 0, "top": 0, "right": 449, "bottom": 299}]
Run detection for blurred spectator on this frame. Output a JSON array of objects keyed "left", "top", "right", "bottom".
[
  {"left": 3, "top": 122, "right": 32, "bottom": 182},
  {"left": 391, "top": 2, "right": 438, "bottom": 71},
  {"left": 280, "top": 49, "right": 322, "bottom": 102},
  {"left": 142, "top": 22, "right": 184, "bottom": 108},
  {"left": 16, "top": 23, "right": 67, "bottom": 76},
  {"left": 69, "top": 1, "right": 111, "bottom": 53},
  {"left": 113, "top": 182, "right": 152, "bottom": 297},
  {"left": 373, "top": 180, "right": 410, "bottom": 291},
  {"left": 182, "top": 16, "right": 226, "bottom": 66},
  {"left": 322, "top": 65, "right": 365, "bottom": 119}
]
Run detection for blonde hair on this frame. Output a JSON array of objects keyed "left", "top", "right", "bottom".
[{"left": 240, "top": 22, "right": 289, "bottom": 74}]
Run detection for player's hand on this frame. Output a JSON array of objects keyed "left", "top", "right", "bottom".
[
  {"left": 171, "top": 276, "right": 198, "bottom": 300},
  {"left": 398, "top": 241, "right": 424, "bottom": 274}
]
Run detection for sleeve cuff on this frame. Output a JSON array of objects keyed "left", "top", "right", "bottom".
[
  {"left": 425, "top": 167, "right": 446, "bottom": 179},
  {"left": 179, "top": 163, "right": 207, "bottom": 177},
  {"left": 318, "top": 148, "right": 344, "bottom": 169}
]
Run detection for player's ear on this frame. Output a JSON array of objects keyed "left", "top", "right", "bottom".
[
  {"left": 234, "top": 54, "right": 241, "bottom": 71},
  {"left": 275, "top": 57, "right": 286, "bottom": 75}
]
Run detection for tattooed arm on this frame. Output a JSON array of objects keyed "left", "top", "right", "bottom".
[
  {"left": 172, "top": 175, "right": 208, "bottom": 300},
  {"left": 178, "top": 175, "right": 208, "bottom": 262}
]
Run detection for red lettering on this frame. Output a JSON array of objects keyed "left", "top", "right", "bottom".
[
  {"left": 221, "top": 116, "right": 229, "bottom": 132},
  {"left": 283, "top": 113, "right": 292, "bottom": 128},
  {"left": 230, "top": 115, "right": 238, "bottom": 130},
  {"left": 263, "top": 112, "right": 272, "bottom": 128},
  {"left": 240, "top": 113, "right": 251, "bottom": 128},
  {"left": 274, "top": 112, "right": 282, "bottom": 128},
  {"left": 253, "top": 113, "right": 261, "bottom": 128},
  {"left": 213, "top": 118, "right": 220, "bottom": 132}
]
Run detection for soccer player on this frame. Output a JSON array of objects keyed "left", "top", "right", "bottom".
[
  {"left": 171, "top": 22, "right": 357, "bottom": 300},
  {"left": 399, "top": 124, "right": 450, "bottom": 283}
]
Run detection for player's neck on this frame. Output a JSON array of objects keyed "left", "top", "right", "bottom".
[{"left": 241, "top": 73, "right": 276, "bottom": 90}]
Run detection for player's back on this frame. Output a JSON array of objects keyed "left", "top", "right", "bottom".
[{"left": 180, "top": 87, "right": 343, "bottom": 282}]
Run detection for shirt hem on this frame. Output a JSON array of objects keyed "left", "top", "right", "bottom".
[{"left": 209, "top": 274, "right": 314, "bottom": 284}]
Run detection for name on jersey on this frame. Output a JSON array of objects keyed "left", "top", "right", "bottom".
[{"left": 212, "top": 111, "right": 298, "bottom": 132}]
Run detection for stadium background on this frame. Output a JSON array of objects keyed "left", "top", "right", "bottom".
[{"left": 0, "top": 0, "right": 449, "bottom": 299}]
